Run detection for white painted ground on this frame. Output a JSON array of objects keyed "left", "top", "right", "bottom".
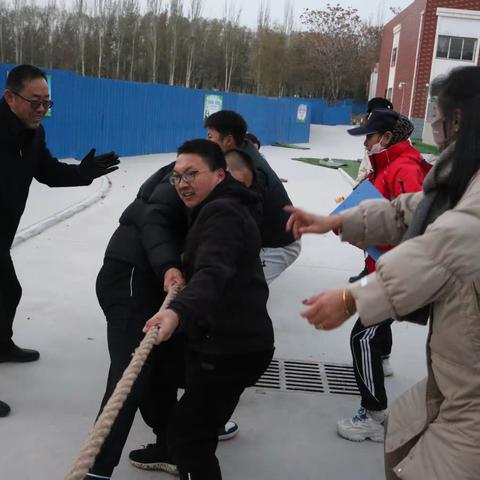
[{"left": 1, "top": 125, "right": 428, "bottom": 480}]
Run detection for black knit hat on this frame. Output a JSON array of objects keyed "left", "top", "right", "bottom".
[
  {"left": 348, "top": 108, "right": 400, "bottom": 136},
  {"left": 367, "top": 97, "right": 393, "bottom": 114}
]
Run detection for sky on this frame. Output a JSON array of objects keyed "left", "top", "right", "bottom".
[{"left": 200, "top": 0, "right": 414, "bottom": 29}]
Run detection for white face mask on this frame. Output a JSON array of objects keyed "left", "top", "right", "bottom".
[
  {"left": 366, "top": 135, "right": 386, "bottom": 156},
  {"left": 431, "top": 117, "right": 446, "bottom": 148},
  {"left": 430, "top": 98, "right": 451, "bottom": 149}
]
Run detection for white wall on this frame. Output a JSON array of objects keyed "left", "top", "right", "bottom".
[
  {"left": 386, "top": 24, "right": 401, "bottom": 102},
  {"left": 368, "top": 64, "right": 379, "bottom": 100},
  {"left": 423, "top": 8, "right": 480, "bottom": 144}
]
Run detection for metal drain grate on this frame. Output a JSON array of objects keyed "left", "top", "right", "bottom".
[
  {"left": 284, "top": 360, "right": 324, "bottom": 393},
  {"left": 255, "top": 358, "right": 281, "bottom": 390},
  {"left": 255, "top": 358, "right": 359, "bottom": 396},
  {"left": 324, "top": 363, "right": 359, "bottom": 396}
]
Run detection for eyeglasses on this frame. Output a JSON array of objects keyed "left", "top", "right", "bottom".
[
  {"left": 11, "top": 90, "right": 53, "bottom": 110},
  {"left": 169, "top": 170, "right": 209, "bottom": 185}
]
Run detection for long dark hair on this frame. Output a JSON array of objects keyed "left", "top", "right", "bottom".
[{"left": 431, "top": 66, "right": 480, "bottom": 205}]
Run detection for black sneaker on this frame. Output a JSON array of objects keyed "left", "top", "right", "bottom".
[
  {"left": 218, "top": 421, "right": 239, "bottom": 441},
  {"left": 0, "top": 400, "right": 10, "bottom": 417},
  {"left": 0, "top": 343, "right": 40, "bottom": 363},
  {"left": 129, "top": 444, "right": 178, "bottom": 474}
]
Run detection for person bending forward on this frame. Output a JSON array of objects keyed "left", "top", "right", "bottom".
[{"left": 144, "top": 139, "right": 274, "bottom": 480}]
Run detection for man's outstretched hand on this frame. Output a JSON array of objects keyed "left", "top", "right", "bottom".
[{"left": 79, "top": 148, "right": 120, "bottom": 180}]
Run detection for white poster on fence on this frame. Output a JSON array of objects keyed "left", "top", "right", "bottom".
[
  {"left": 204, "top": 94, "right": 224, "bottom": 119},
  {"left": 297, "top": 103, "right": 308, "bottom": 123}
]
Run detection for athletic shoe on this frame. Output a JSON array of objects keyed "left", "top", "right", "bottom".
[
  {"left": 337, "top": 407, "right": 385, "bottom": 442},
  {"left": 129, "top": 444, "right": 178, "bottom": 474},
  {"left": 218, "top": 421, "right": 239, "bottom": 441},
  {"left": 0, "top": 343, "right": 39, "bottom": 363},
  {"left": 0, "top": 400, "right": 10, "bottom": 417},
  {"left": 382, "top": 357, "right": 393, "bottom": 377}
]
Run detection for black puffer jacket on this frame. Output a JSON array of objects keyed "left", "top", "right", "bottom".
[
  {"left": 242, "top": 139, "right": 295, "bottom": 247},
  {"left": 104, "top": 162, "right": 188, "bottom": 279},
  {"left": 169, "top": 174, "right": 274, "bottom": 355},
  {"left": 0, "top": 99, "right": 90, "bottom": 251}
]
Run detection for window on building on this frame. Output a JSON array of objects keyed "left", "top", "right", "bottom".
[
  {"left": 436, "top": 35, "right": 477, "bottom": 61},
  {"left": 463, "top": 38, "right": 476, "bottom": 61},
  {"left": 391, "top": 47, "right": 398, "bottom": 67},
  {"left": 449, "top": 37, "right": 463, "bottom": 59},
  {"left": 386, "top": 88, "right": 393, "bottom": 101},
  {"left": 436, "top": 36, "right": 449, "bottom": 58}
]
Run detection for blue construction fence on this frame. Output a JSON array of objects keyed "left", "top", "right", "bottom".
[
  {"left": 306, "top": 98, "right": 367, "bottom": 126},
  {"left": 0, "top": 64, "right": 312, "bottom": 159}
]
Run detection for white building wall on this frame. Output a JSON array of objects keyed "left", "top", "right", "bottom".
[
  {"left": 423, "top": 8, "right": 480, "bottom": 144},
  {"left": 386, "top": 24, "right": 401, "bottom": 102},
  {"left": 368, "top": 64, "right": 379, "bottom": 100}
]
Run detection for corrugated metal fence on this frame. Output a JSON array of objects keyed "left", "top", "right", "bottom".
[
  {"left": 0, "top": 64, "right": 312, "bottom": 159},
  {"left": 307, "top": 98, "right": 367, "bottom": 126}
]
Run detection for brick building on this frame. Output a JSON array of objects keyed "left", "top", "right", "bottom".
[{"left": 371, "top": 0, "right": 480, "bottom": 142}]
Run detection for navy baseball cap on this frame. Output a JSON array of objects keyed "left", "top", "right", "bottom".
[{"left": 348, "top": 108, "right": 400, "bottom": 136}]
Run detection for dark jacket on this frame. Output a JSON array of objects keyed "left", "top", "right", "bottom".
[
  {"left": 169, "top": 174, "right": 274, "bottom": 355},
  {"left": 242, "top": 139, "right": 295, "bottom": 248},
  {"left": 104, "top": 161, "right": 188, "bottom": 280},
  {"left": 0, "top": 98, "right": 91, "bottom": 251}
]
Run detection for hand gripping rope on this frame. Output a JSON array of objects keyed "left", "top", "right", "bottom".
[{"left": 64, "top": 286, "right": 179, "bottom": 480}]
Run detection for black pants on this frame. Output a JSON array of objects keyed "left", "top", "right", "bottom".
[
  {"left": 0, "top": 252, "right": 22, "bottom": 348},
  {"left": 170, "top": 348, "right": 274, "bottom": 480},
  {"left": 350, "top": 317, "right": 392, "bottom": 411},
  {"left": 90, "top": 259, "right": 185, "bottom": 477}
]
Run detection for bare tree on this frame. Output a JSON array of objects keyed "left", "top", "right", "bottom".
[
  {"left": 222, "top": 0, "right": 241, "bottom": 92},
  {"left": 184, "top": 0, "right": 202, "bottom": 87},
  {"left": 44, "top": 0, "right": 58, "bottom": 69},
  {"left": 0, "top": 0, "right": 6, "bottom": 62},
  {"left": 147, "top": 0, "right": 163, "bottom": 82},
  {"left": 12, "top": 0, "right": 27, "bottom": 64},
  {"left": 167, "top": 0, "right": 182, "bottom": 85},
  {"left": 301, "top": 5, "right": 364, "bottom": 102},
  {"left": 0, "top": 0, "right": 377, "bottom": 101},
  {"left": 113, "top": 0, "right": 139, "bottom": 79},
  {"left": 253, "top": 0, "right": 270, "bottom": 95},
  {"left": 283, "top": 0, "right": 293, "bottom": 38},
  {"left": 73, "top": 0, "right": 88, "bottom": 76},
  {"left": 94, "top": 0, "right": 109, "bottom": 77},
  {"left": 128, "top": 12, "right": 140, "bottom": 80}
]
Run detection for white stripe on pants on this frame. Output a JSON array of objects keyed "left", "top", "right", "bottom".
[{"left": 353, "top": 325, "right": 379, "bottom": 401}]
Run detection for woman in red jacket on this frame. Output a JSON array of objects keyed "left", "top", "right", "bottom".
[{"left": 337, "top": 109, "right": 430, "bottom": 442}]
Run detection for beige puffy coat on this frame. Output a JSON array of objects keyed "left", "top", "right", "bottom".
[{"left": 340, "top": 163, "right": 480, "bottom": 479}]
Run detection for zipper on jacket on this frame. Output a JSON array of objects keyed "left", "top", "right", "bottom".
[{"left": 398, "top": 178, "right": 406, "bottom": 194}]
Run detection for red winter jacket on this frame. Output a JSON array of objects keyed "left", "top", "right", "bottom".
[{"left": 365, "top": 140, "right": 430, "bottom": 273}]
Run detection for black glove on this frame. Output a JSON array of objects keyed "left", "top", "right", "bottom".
[{"left": 79, "top": 148, "right": 120, "bottom": 180}]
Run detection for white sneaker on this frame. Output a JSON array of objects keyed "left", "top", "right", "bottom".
[
  {"left": 218, "top": 421, "right": 239, "bottom": 441},
  {"left": 382, "top": 358, "right": 393, "bottom": 377},
  {"left": 337, "top": 407, "right": 385, "bottom": 442}
]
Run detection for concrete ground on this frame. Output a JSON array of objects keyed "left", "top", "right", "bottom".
[{"left": 0, "top": 125, "right": 428, "bottom": 480}]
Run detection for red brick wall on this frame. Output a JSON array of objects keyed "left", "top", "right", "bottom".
[
  {"left": 376, "top": 0, "right": 427, "bottom": 115},
  {"left": 412, "top": 0, "right": 480, "bottom": 118}
]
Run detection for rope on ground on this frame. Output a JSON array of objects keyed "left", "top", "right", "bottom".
[{"left": 64, "top": 286, "right": 179, "bottom": 480}]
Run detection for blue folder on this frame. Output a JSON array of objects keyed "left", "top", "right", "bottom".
[{"left": 331, "top": 180, "right": 385, "bottom": 261}]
